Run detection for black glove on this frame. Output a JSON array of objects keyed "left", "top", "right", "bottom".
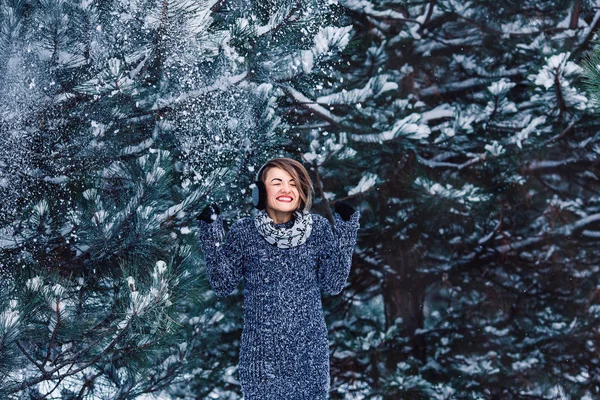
[
  {"left": 334, "top": 201, "right": 355, "bottom": 222},
  {"left": 197, "top": 203, "right": 220, "bottom": 223}
]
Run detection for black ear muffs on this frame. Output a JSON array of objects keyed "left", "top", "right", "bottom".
[{"left": 251, "top": 163, "right": 268, "bottom": 210}]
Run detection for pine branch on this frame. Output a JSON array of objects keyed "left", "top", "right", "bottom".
[
  {"left": 554, "top": 63, "right": 567, "bottom": 119},
  {"left": 524, "top": 158, "right": 598, "bottom": 174},
  {"left": 536, "top": 176, "right": 571, "bottom": 196},
  {"left": 494, "top": 236, "right": 544, "bottom": 255},
  {"left": 16, "top": 340, "right": 47, "bottom": 377},
  {"left": 450, "top": 12, "right": 568, "bottom": 38},
  {"left": 256, "top": 2, "right": 302, "bottom": 37},
  {"left": 542, "top": 119, "right": 578, "bottom": 145},
  {"left": 554, "top": 212, "right": 600, "bottom": 236},
  {"left": 209, "top": 0, "right": 227, "bottom": 13},
  {"left": 419, "top": 77, "right": 497, "bottom": 98},
  {"left": 581, "top": 230, "right": 600, "bottom": 238},
  {"left": 155, "top": 0, "right": 169, "bottom": 77},
  {"left": 329, "top": 186, "right": 377, "bottom": 204},
  {"left": 417, "top": 0, "right": 437, "bottom": 35},
  {"left": 75, "top": 372, "right": 101, "bottom": 399},
  {"left": 455, "top": 212, "right": 600, "bottom": 273},
  {"left": 152, "top": 72, "right": 247, "bottom": 111},
  {"left": 41, "top": 367, "right": 73, "bottom": 400},
  {"left": 158, "top": 167, "right": 229, "bottom": 223},
  {"left": 10, "top": 318, "right": 133, "bottom": 394},
  {"left": 282, "top": 84, "right": 366, "bottom": 134},
  {"left": 282, "top": 84, "right": 344, "bottom": 126},
  {"left": 42, "top": 301, "right": 62, "bottom": 368},
  {"left": 416, "top": 153, "right": 486, "bottom": 171},
  {"left": 341, "top": 1, "right": 419, "bottom": 23},
  {"left": 572, "top": 10, "right": 600, "bottom": 60}
]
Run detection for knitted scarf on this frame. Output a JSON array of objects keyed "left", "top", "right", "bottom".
[{"left": 254, "top": 209, "right": 313, "bottom": 249}]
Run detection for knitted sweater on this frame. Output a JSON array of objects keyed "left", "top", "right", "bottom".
[{"left": 198, "top": 210, "right": 360, "bottom": 399}]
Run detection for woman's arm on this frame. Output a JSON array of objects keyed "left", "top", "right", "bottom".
[
  {"left": 317, "top": 205, "right": 360, "bottom": 295},
  {"left": 198, "top": 214, "right": 244, "bottom": 297}
]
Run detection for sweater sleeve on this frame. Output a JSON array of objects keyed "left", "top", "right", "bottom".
[
  {"left": 198, "top": 216, "right": 244, "bottom": 297},
  {"left": 316, "top": 211, "right": 360, "bottom": 295}
]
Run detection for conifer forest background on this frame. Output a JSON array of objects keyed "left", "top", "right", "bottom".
[{"left": 2, "top": 0, "right": 600, "bottom": 399}]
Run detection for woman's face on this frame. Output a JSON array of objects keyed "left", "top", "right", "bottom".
[{"left": 264, "top": 167, "right": 300, "bottom": 215}]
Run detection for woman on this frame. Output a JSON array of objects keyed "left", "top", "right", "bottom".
[{"left": 197, "top": 157, "right": 359, "bottom": 399}]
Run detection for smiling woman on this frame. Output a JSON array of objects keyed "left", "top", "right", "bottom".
[
  {"left": 196, "top": 157, "right": 360, "bottom": 399},
  {"left": 264, "top": 167, "right": 300, "bottom": 221}
]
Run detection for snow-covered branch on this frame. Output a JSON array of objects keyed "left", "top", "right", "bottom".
[
  {"left": 152, "top": 72, "right": 247, "bottom": 111},
  {"left": 554, "top": 213, "right": 600, "bottom": 236},
  {"left": 282, "top": 84, "right": 344, "bottom": 126},
  {"left": 573, "top": 10, "right": 600, "bottom": 58},
  {"left": 418, "top": 68, "right": 525, "bottom": 98},
  {"left": 524, "top": 158, "right": 598, "bottom": 174},
  {"left": 417, "top": 153, "right": 486, "bottom": 170},
  {"left": 469, "top": 212, "right": 600, "bottom": 262},
  {"left": 340, "top": 0, "right": 419, "bottom": 22}
]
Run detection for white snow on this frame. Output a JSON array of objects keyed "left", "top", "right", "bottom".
[{"left": 348, "top": 173, "right": 378, "bottom": 196}]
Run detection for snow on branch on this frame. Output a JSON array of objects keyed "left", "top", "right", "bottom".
[
  {"left": 529, "top": 52, "right": 588, "bottom": 116},
  {"left": 282, "top": 84, "right": 344, "bottom": 126},
  {"left": 511, "top": 116, "right": 547, "bottom": 149},
  {"left": 255, "top": 2, "right": 300, "bottom": 37},
  {"left": 152, "top": 72, "right": 247, "bottom": 110},
  {"left": 581, "top": 230, "right": 600, "bottom": 238},
  {"left": 494, "top": 236, "right": 544, "bottom": 255},
  {"left": 471, "top": 212, "right": 600, "bottom": 263},
  {"left": 269, "top": 26, "right": 353, "bottom": 80},
  {"left": 350, "top": 114, "right": 430, "bottom": 143},
  {"left": 0, "top": 233, "right": 25, "bottom": 250},
  {"left": 316, "top": 75, "right": 397, "bottom": 105},
  {"left": 417, "top": 153, "right": 486, "bottom": 170},
  {"left": 555, "top": 213, "right": 600, "bottom": 236},
  {"left": 415, "top": 177, "right": 491, "bottom": 205},
  {"left": 158, "top": 166, "right": 229, "bottom": 222},
  {"left": 340, "top": 0, "right": 419, "bottom": 22},
  {"left": 574, "top": 10, "right": 600, "bottom": 56},
  {"left": 419, "top": 77, "right": 490, "bottom": 98},
  {"left": 419, "top": 67, "right": 525, "bottom": 99},
  {"left": 348, "top": 173, "right": 378, "bottom": 196},
  {"left": 524, "top": 158, "right": 597, "bottom": 174}
]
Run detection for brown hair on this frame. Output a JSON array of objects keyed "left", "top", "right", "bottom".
[{"left": 259, "top": 158, "right": 314, "bottom": 211}]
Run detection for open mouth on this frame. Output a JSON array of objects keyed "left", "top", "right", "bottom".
[{"left": 276, "top": 196, "right": 294, "bottom": 203}]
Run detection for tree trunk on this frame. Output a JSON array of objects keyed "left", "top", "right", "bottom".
[{"left": 381, "top": 240, "right": 426, "bottom": 371}]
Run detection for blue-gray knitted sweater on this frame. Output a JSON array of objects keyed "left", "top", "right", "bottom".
[{"left": 198, "top": 210, "right": 360, "bottom": 399}]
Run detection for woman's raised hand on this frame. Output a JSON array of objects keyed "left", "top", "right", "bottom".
[
  {"left": 197, "top": 203, "right": 220, "bottom": 223},
  {"left": 334, "top": 201, "right": 355, "bottom": 222}
]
